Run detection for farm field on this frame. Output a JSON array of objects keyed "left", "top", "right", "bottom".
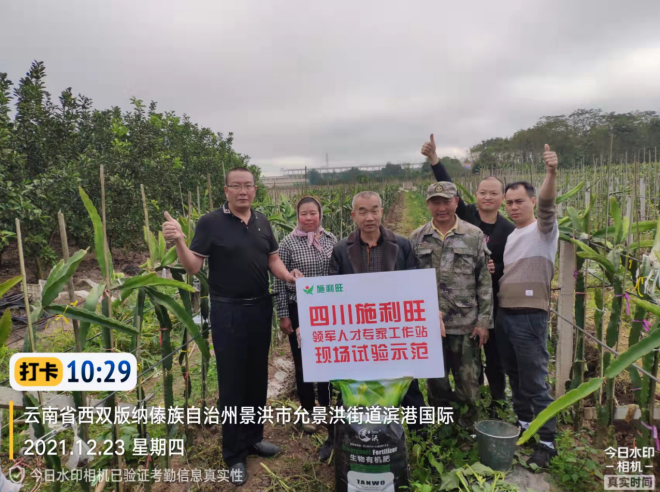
[
  {"left": 1, "top": 160, "right": 659, "bottom": 491},
  {"left": 2, "top": 59, "right": 660, "bottom": 492}
]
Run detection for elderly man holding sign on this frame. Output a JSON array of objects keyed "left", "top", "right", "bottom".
[{"left": 300, "top": 191, "right": 441, "bottom": 462}]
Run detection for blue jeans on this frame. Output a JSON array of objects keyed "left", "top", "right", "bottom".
[{"left": 497, "top": 309, "right": 556, "bottom": 442}]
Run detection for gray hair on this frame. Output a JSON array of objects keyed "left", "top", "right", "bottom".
[{"left": 352, "top": 191, "right": 382, "bottom": 210}]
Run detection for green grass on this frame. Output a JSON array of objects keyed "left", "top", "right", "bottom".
[{"left": 399, "top": 191, "right": 431, "bottom": 237}]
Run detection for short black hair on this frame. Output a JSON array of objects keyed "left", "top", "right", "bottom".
[
  {"left": 505, "top": 181, "right": 535, "bottom": 198},
  {"left": 479, "top": 176, "right": 505, "bottom": 194},
  {"left": 225, "top": 167, "right": 254, "bottom": 186}
]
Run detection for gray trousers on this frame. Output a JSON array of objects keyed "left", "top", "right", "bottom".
[{"left": 497, "top": 309, "right": 556, "bottom": 442}]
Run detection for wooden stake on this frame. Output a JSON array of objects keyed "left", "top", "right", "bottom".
[
  {"left": 556, "top": 241, "right": 576, "bottom": 398},
  {"left": 135, "top": 325, "right": 146, "bottom": 439},
  {"left": 207, "top": 174, "right": 214, "bottom": 211},
  {"left": 178, "top": 182, "right": 186, "bottom": 215},
  {"left": 634, "top": 161, "right": 641, "bottom": 260},
  {"left": 100, "top": 167, "right": 114, "bottom": 329},
  {"left": 57, "top": 212, "right": 82, "bottom": 350},
  {"left": 639, "top": 177, "right": 646, "bottom": 222},
  {"left": 140, "top": 184, "right": 153, "bottom": 262},
  {"left": 99, "top": 166, "right": 122, "bottom": 492},
  {"left": 57, "top": 212, "right": 88, "bottom": 442},
  {"left": 184, "top": 192, "right": 192, "bottom": 443},
  {"left": 15, "top": 219, "right": 42, "bottom": 406},
  {"left": 625, "top": 194, "right": 633, "bottom": 245}
]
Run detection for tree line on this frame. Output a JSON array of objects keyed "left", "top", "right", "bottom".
[
  {"left": 3, "top": 61, "right": 659, "bottom": 278},
  {"left": 308, "top": 158, "right": 468, "bottom": 186},
  {"left": 0, "top": 61, "right": 256, "bottom": 278},
  {"left": 470, "top": 109, "right": 660, "bottom": 172}
]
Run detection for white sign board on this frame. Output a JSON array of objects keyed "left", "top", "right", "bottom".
[{"left": 295, "top": 269, "right": 444, "bottom": 382}]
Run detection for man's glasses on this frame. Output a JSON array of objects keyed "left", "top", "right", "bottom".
[{"left": 227, "top": 184, "right": 255, "bottom": 191}]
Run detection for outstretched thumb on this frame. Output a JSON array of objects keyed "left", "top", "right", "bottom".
[
  {"left": 164, "top": 211, "right": 175, "bottom": 222},
  {"left": 430, "top": 134, "right": 435, "bottom": 145},
  {"left": 544, "top": 144, "right": 550, "bottom": 152}
]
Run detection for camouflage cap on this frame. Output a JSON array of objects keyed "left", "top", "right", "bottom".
[{"left": 426, "top": 181, "right": 458, "bottom": 200}]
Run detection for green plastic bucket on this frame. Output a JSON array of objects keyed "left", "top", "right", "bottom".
[{"left": 474, "top": 420, "right": 520, "bottom": 471}]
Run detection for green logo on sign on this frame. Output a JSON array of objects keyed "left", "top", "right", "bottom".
[{"left": 304, "top": 284, "right": 344, "bottom": 295}]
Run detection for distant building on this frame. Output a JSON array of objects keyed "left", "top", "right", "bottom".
[{"left": 261, "top": 175, "right": 307, "bottom": 188}]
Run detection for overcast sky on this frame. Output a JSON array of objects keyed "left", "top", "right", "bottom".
[{"left": 2, "top": 0, "right": 659, "bottom": 175}]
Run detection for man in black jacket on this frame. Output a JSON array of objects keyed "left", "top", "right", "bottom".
[
  {"left": 317, "top": 190, "right": 429, "bottom": 461},
  {"left": 421, "top": 135, "right": 514, "bottom": 409}
]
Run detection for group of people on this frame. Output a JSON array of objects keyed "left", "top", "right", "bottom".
[{"left": 162, "top": 137, "right": 560, "bottom": 486}]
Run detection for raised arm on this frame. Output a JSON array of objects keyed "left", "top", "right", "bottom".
[
  {"left": 422, "top": 134, "right": 468, "bottom": 219},
  {"left": 537, "top": 144, "right": 558, "bottom": 234}
]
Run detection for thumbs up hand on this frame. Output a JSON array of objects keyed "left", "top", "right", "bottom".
[
  {"left": 421, "top": 134, "right": 439, "bottom": 165},
  {"left": 543, "top": 144, "right": 558, "bottom": 173},
  {"left": 162, "top": 212, "right": 185, "bottom": 242}
]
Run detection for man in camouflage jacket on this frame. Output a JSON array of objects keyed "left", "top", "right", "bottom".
[{"left": 409, "top": 182, "right": 492, "bottom": 423}]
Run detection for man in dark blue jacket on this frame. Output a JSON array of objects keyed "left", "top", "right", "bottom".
[
  {"left": 421, "top": 135, "right": 514, "bottom": 410},
  {"left": 317, "top": 191, "right": 428, "bottom": 461}
]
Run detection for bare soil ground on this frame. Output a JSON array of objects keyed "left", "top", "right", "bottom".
[
  {"left": 151, "top": 338, "right": 335, "bottom": 491},
  {"left": 0, "top": 243, "right": 149, "bottom": 286},
  {"left": 383, "top": 191, "right": 405, "bottom": 233}
]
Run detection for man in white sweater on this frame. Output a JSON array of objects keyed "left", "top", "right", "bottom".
[{"left": 498, "top": 145, "right": 559, "bottom": 468}]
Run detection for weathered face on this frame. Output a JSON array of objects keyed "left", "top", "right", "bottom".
[
  {"left": 298, "top": 202, "right": 321, "bottom": 232},
  {"left": 427, "top": 196, "right": 459, "bottom": 226},
  {"left": 351, "top": 195, "right": 383, "bottom": 234},
  {"left": 505, "top": 186, "right": 536, "bottom": 226},
  {"left": 476, "top": 178, "right": 504, "bottom": 213},
  {"left": 224, "top": 171, "right": 256, "bottom": 209}
]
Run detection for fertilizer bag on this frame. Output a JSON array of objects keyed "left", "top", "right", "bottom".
[{"left": 333, "top": 378, "right": 411, "bottom": 492}]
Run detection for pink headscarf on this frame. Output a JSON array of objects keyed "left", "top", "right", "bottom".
[{"left": 292, "top": 196, "right": 325, "bottom": 253}]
